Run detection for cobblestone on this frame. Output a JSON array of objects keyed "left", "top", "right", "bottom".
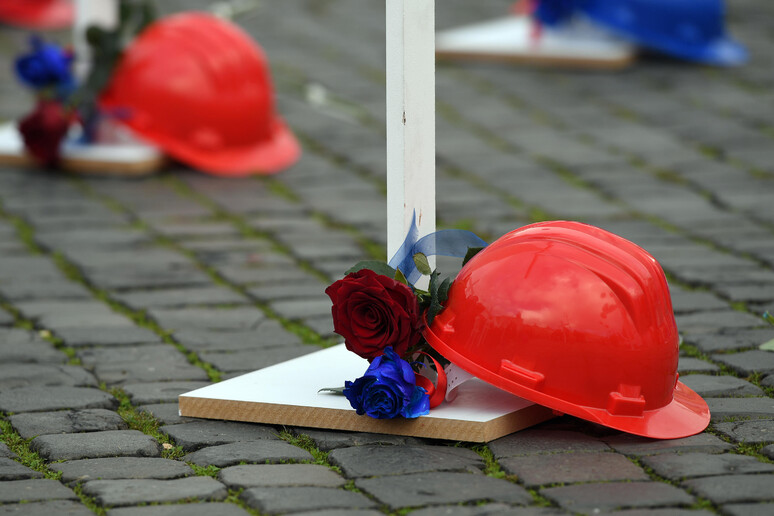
[
  {"left": 50, "top": 457, "right": 193, "bottom": 484},
  {"left": 679, "top": 374, "right": 764, "bottom": 397},
  {"left": 81, "top": 477, "right": 227, "bottom": 507},
  {"left": 682, "top": 474, "right": 774, "bottom": 504},
  {"left": 159, "top": 421, "right": 279, "bottom": 452},
  {"left": 9, "top": 409, "right": 127, "bottom": 439},
  {"left": 605, "top": 433, "right": 734, "bottom": 455},
  {"left": 541, "top": 482, "right": 694, "bottom": 512},
  {"left": 641, "top": 452, "right": 774, "bottom": 480},
  {"left": 500, "top": 451, "right": 649, "bottom": 486},
  {"left": 0, "top": 457, "right": 44, "bottom": 480},
  {"left": 30, "top": 430, "right": 162, "bottom": 461},
  {"left": 241, "top": 486, "right": 378, "bottom": 514},
  {"left": 0, "top": 364, "right": 98, "bottom": 390},
  {"left": 0, "top": 386, "right": 117, "bottom": 413},
  {"left": 218, "top": 464, "right": 345, "bottom": 488},
  {"left": 107, "top": 504, "right": 252, "bottom": 516},
  {"left": 329, "top": 444, "right": 483, "bottom": 477},
  {"left": 0, "top": 479, "right": 78, "bottom": 503},
  {"left": 714, "top": 419, "right": 774, "bottom": 445},
  {"left": 489, "top": 429, "right": 610, "bottom": 457},
  {"left": 182, "top": 440, "right": 313, "bottom": 467},
  {"left": 705, "top": 398, "right": 774, "bottom": 421},
  {"left": 0, "top": 501, "right": 94, "bottom": 516}
]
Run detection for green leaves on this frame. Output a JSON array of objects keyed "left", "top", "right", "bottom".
[
  {"left": 346, "top": 260, "right": 397, "bottom": 278},
  {"left": 413, "top": 253, "right": 432, "bottom": 275},
  {"left": 427, "top": 271, "right": 451, "bottom": 326},
  {"left": 463, "top": 246, "right": 485, "bottom": 267}
]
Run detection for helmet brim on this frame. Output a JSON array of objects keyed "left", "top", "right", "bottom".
[
  {"left": 122, "top": 116, "right": 301, "bottom": 177},
  {"left": 425, "top": 323, "right": 711, "bottom": 439},
  {"left": 0, "top": 0, "right": 73, "bottom": 29}
]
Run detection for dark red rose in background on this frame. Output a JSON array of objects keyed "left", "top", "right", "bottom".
[
  {"left": 325, "top": 269, "right": 423, "bottom": 360},
  {"left": 18, "top": 99, "right": 73, "bottom": 166}
]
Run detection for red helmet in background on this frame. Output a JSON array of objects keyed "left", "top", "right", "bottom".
[
  {"left": 425, "top": 220, "right": 710, "bottom": 439},
  {"left": 0, "top": 0, "right": 73, "bottom": 29},
  {"left": 100, "top": 12, "right": 300, "bottom": 176}
]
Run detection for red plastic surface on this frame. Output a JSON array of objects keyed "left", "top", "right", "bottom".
[
  {"left": 100, "top": 12, "right": 300, "bottom": 176},
  {"left": 0, "top": 0, "right": 73, "bottom": 29},
  {"left": 425, "top": 221, "right": 710, "bottom": 439}
]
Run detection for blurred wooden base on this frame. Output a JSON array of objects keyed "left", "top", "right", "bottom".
[
  {"left": 0, "top": 122, "right": 165, "bottom": 177},
  {"left": 436, "top": 15, "right": 636, "bottom": 70}
]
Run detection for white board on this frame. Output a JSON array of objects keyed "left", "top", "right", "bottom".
[
  {"left": 436, "top": 15, "right": 636, "bottom": 69},
  {"left": 179, "top": 344, "right": 553, "bottom": 442}
]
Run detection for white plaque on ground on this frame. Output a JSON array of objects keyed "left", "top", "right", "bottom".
[{"left": 179, "top": 344, "right": 553, "bottom": 442}]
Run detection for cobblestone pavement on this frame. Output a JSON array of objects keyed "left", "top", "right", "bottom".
[{"left": 0, "top": 0, "right": 773, "bottom": 514}]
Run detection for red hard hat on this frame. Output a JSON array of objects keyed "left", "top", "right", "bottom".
[
  {"left": 0, "top": 0, "right": 73, "bottom": 29},
  {"left": 99, "top": 12, "right": 300, "bottom": 176},
  {"left": 425, "top": 221, "right": 710, "bottom": 439}
]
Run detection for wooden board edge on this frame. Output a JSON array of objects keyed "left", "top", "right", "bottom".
[
  {"left": 436, "top": 49, "right": 637, "bottom": 71},
  {"left": 179, "top": 396, "right": 555, "bottom": 442},
  {"left": 0, "top": 151, "right": 165, "bottom": 176}
]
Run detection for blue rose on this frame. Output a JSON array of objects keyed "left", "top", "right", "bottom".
[
  {"left": 15, "top": 36, "right": 76, "bottom": 99},
  {"left": 344, "top": 347, "right": 430, "bottom": 419}
]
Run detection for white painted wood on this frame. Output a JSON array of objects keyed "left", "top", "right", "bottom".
[
  {"left": 385, "top": 0, "right": 436, "bottom": 269},
  {"left": 74, "top": 0, "right": 119, "bottom": 79}
]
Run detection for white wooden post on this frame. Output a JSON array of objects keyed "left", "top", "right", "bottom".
[
  {"left": 385, "top": 0, "right": 436, "bottom": 273},
  {"left": 73, "top": 0, "right": 119, "bottom": 79}
]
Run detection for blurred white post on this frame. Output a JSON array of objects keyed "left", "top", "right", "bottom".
[
  {"left": 385, "top": 0, "right": 436, "bottom": 271},
  {"left": 73, "top": 0, "right": 119, "bottom": 79}
]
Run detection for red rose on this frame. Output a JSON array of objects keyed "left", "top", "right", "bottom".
[
  {"left": 18, "top": 99, "right": 74, "bottom": 166},
  {"left": 325, "top": 269, "right": 423, "bottom": 360}
]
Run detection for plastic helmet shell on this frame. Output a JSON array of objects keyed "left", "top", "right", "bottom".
[
  {"left": 0, "top": 0, "right": 73, "bottom": 29},
  {"left": 99, "top": 12, "right": 300, "bottom": 176},
  {"left": 425, "top": 221, "right": 710, "bottom": 439},
  {"left": 577, "top": 0, "right": 747, "bottom": 66}
]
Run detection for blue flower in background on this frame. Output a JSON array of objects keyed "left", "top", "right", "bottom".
[
  {"left": 344, "top": 347, "right": 430, "bottom": 419},
  {"left": 15, "top": 36, "right": 76, "bottom": 99}
]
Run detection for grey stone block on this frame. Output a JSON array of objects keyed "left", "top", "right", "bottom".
[
  {"left": 0, "top": 500, "right": 94, "bottom": 516},
  {"left": 0, "top": 364, "right": 97, "bottom": 390},
  {"left": 357, "top": 471, "right": 532, "bottom": 508},
  {"left": 171, "top": 323, "right": 301, "bottom": 352},
  {"left": 31, "top": 430, "right": 162, "bottom": 461},
  {"left": 93, "top": 361, "right": 209, "bottom": 385},
  {"left": 706, "top": 398, "right": 774, "bottom": 421},
  {"left": 682, "top": 474, "right": 774, "bottom": 504},
  {"left": 241, "top": 486, "right": 378, "bottom": 514},
  {"left": 111, "top": 287, "right": 247, "bottom": 310},
  {"left": 15, "top": 301, "right": 134, "bottom": 329},
  {"left": 677, "top": 357, "right": 720, "bottom": 374},
  {"left": 0, "top": 479, "right": 78, "bottom": 503},
  {"left": 0, "top": 281, "right": 93, "bottom": 302},
  {"left": 107, "top": 503, "right": 252, "bottom": 516},
  {"left": 679, "top": 374, "right": 764, "bottom": 397},
  {"left": 605, "top": 433, "right": 733, "bottom": 455},
  {"left": 0, "top": 457, "right": 44, "bottom": 480},
  {"left": 714, "top": 419, "right": 774, "bottom": 445},
  {"left": 136, "top": 403, "right": 198, "bottom": 425},
  {"left": 722, "top": 503, "right": 774, "bottom": 516},
  {"left": 54, "top": 327, "right": 162, "bottom": 347},
  {"left": 409, "top": 507, "right": 566, "bottom": 516},
  {"left": 489, "top": 429, "right": 610, "bottom": 458},
  {"left": 0, "top": 386, "right": 117, "bottom": 413},
  {"left": 500, "top": 452, "right": 649, "bottom": 487},
  {"left": 711, "top": 350, "right": 774, "bottom": 376},
  {"left": 641, "top": 452, "right": 774, "bottom": 480},
  {"left": 81, "top": 477, "right": 227, "bottom": 507},
  {"left": 199, "top": 345, "right": 315, "bottom": 372},
  {"left": 0, "top": 310, "right": 13, "bottom": 326},
  {"left": 686, "top": 329, "right": 774, "bottom": 354},
  {"left": 764, "top": 444, "right": 774, "bottom": 460},
  {"left": 291, "top": 427, "right": 423, "bottom": 451},
  {"left": 160, "top": 421, "right": 278, "bottom": 452},
  {"left": 0, "top": 443, "right": 14, "bottom": 458},
  {"left": 218, "top": 464, "right": 345, "bottom": 489},
  {"left": 50, "top": 457, "right": 193, "bottom": 484},
  {"left": 182, "top": 440, "right": 313, "bottom": 467},
  {"left": 0, "top": 329, "right": 68, "bottom": 364},
  {"left": 122, "top": 381, "right": 211, "bottom": 404},
  {"left": 541, "top": 481, "right": 693, "bottom": 512},
  {"left": 148, "top": 307, "right": 266, "bottom": 331},
  {"left": 76, "top": 344, "right": 189, "bottom": 367},
  {"left": 329, "top": 444, "right": 483, "bottom": 478},
  {"left": 9, "top": 409, "right": 127, "bottom": 439}
]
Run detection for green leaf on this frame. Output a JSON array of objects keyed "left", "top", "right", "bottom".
[
  {"left": 413, "top": 253, "right": 432, "bottom": 276},
  {"left": 438, "top": 277, "right": 452, "bottom": 304},
  {"left": 760, "top": 339, "right": 774, "bottom": 351},
  {"left": 764, "top": 312, "right": 774, "bottom": 325},
  {"left": 345, "top": 261, "right": 397, "bottom": 277},
  {"left": 318, "top": 387, "right": 346, "bottom": 395},
  {"left": 427, "top": 270, "right": 447, "bottom": 326},
  {"left": 462, "top": 247, "right": 485, "bottom": 267},
  {"left": 394, "top": 267, "right": 409, "bottom": 285}
]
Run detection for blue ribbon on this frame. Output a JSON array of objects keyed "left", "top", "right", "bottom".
[
  {"left": 388, "top": 212, "right": 488, "bottom": 285},
  {"left": 534, "top": 0, "right": 581, "bottom": 27}
]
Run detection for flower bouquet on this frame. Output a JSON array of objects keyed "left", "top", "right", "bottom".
[
  {"left": 0, "top": 0, "right": 164, "bottom": 175},
  {"left": 324, "top": 223, "right": 487, "bottom": 420}
]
